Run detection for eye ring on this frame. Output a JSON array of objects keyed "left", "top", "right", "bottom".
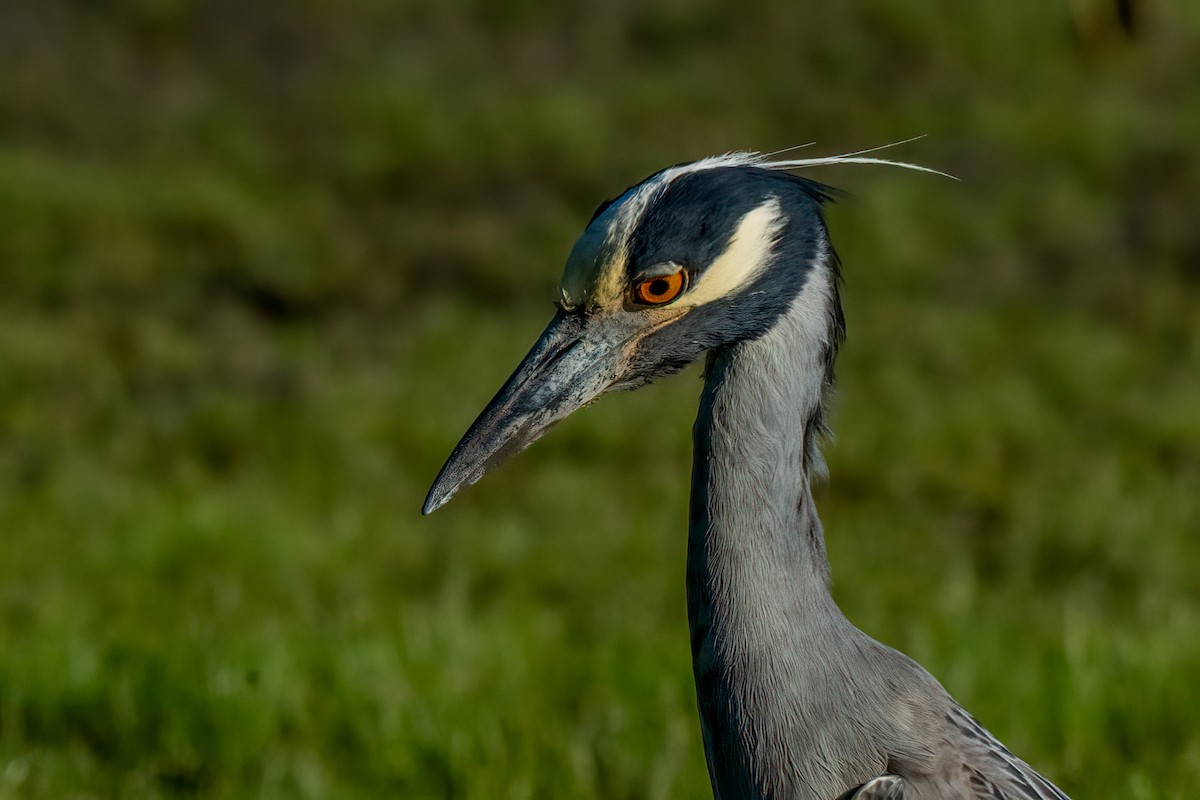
[{"left": 631, "top": 269, "right": 687, "bottom": 306}]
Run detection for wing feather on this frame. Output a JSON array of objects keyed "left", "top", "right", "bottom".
[
  {"left": 836, "top": 775, "right": 906, "bottom": 799},
  {"left": 945, "top": 708, "right": 1070, "bottom": 800}
]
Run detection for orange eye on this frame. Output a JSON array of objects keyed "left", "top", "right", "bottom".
[{"left": 632, "top": 270, "right": 686, "bottom": 306}]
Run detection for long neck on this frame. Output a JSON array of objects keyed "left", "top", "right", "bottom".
[
  {"left": 686, "top": 272, "right": 883, "bottom": 800},
  {"left": 688, "top": 297, "right": 834, "bottom": 611}
]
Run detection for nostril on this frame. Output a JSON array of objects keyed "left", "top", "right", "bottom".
[{"left": 539, "top": 338, "right": 581, "bottom": 373}]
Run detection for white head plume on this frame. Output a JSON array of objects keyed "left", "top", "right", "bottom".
[{"left": 679, "top": 136, "right": 958, "bottom": 181}]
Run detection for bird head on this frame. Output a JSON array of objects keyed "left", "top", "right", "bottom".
[{"left": 423, "top": 149, "right": 946, "bottom": 513}]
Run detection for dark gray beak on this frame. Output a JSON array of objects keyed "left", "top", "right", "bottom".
[{"left": 422, "top": 310, "right": 628, "bottom": 514}]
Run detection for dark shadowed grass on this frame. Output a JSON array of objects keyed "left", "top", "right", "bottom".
[{"left": 2, "top": 1, "right": 1199, "bottom": 797}]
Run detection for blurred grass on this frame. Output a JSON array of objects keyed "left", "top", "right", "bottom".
[{"left": 1, "top": 1, "right": 1199, "bottom": 797}]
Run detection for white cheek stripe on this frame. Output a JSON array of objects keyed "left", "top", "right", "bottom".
[{"left": 676, "top": 198, "right": 783, "bottom": 308}]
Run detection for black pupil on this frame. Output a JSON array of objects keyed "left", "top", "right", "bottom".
[{"left": 648, "top": 278, "right": 670, "bottom": 297}]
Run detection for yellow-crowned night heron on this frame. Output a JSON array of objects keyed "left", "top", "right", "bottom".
[{"left": 423, "top": 151, "right": 1071, "bottom": 800}]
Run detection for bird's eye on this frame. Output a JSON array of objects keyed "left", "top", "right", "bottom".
[{"left": 632, "top": 269, "right": 687, "bottom": 306}]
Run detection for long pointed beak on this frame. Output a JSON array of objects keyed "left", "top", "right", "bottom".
[{"left": 422, "top": 310, "right": 627, "bottom": 514}]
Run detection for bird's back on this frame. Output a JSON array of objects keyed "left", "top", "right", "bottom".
[{"left": 845, "top": 635, "right": 1071, "bottom": 800}]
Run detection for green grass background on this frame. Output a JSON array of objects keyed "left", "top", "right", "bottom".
[{"left": 1, "top": 1, "right": 1199, "bottom": 797}]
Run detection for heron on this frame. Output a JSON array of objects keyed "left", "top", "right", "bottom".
[{"left": 423, "top": 150, "right": 1071, "bottom": 800}]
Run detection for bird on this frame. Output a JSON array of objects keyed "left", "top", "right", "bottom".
[{"left": 423, "top": 149, "right": 1072, "bottom": 800}]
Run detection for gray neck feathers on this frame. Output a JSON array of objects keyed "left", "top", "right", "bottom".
[{"left": 686, "top": 254, "right": 889, "bottom": 799}]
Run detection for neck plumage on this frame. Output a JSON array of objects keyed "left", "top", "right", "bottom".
[{"left": 686, "top": 264, "right": 884, "bottom": 800}]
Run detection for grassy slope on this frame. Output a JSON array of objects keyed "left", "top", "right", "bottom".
[{"left": 1, "top": 1, "right": 1199, "bottom": 797}]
